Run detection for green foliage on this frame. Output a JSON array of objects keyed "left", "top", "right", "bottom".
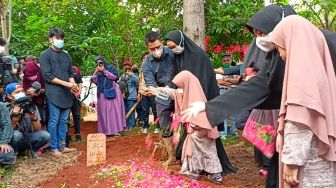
[
  {"left": 0, "top": 166, "right": 14, "bottom": 177},
  {"left": 205, "top": 0, "right": 264, "bottom": 64},
  {"left": 282, "top": 0, "right": 336, "bottom": 31},
  {"left": 9, "top": 0, "right": 182, "bottom": 76}
]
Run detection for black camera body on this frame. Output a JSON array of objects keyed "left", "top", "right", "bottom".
[
  {"left": 8, "top": 96, "right": 35, "bottom": 116},
  {"left": 0, "top": 55, "right": 19, "bottom": 86}
]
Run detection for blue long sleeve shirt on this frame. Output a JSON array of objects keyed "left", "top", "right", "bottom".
[
  {"left": 142, "top": 46, "right": 177, "bottom": 88},
  {"left": 0, "top": 102, "right": 13, "bottom": 144}
]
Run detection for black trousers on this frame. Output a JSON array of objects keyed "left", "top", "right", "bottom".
[{"left": 70, "top": 99, "right": 81, "bottom": 135}]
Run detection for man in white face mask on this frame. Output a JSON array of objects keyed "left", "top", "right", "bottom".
[
  {"left": 5, "top": 82, "right": 50, "bottom": 158},
  {"left": 142, "top": 30, "right": 177, "bottom": 169},
  {"left": 39, "top": 28, "right": 78, "bottom": 157}
]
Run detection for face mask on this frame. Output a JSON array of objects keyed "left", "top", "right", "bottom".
[
  {"left": 26, "top": 74, "right": 38, "bottom": 81},
  {"left": 0, "top": 46, "right": 5, "bottom": 55},
  {"left": 172, "top": 30, "right": 185, "bottom": 54},
  {"left": 255, "top": 32, "right": 275, "bottom": 52},
  {"left": 150, "top": 46, "right": 163, "bottom": 59},
  {"left": 13, "top": 92, "right": 26, "bottom": 100},
  {"left": 172, "top": 45, "right": 184, "bottom": 54},
  {"left": 223, "top": 63, "right": 231, "bottom": 68},
  {"left": 53, "top": 39, "right": 64, "bottom": 49}
]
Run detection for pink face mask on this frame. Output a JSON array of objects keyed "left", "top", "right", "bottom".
[{"left": 26, "top": 74, "right": 38, "bottom": 81}]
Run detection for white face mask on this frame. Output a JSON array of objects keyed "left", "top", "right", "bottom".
[
  {"left": 256, "top": 32, "right": 275, "bottom": 52},
  {"left": 172, "top": 30, "right": 185, "bottom": 54},
  {"left": 150, "top": 46, "right": 163, "bottom": 59},
  {"left": 13, "top": 92, "right": 26, "bottom": 100},
  {"left": 53, "top": 38, "right": 64, "bottom": 49},
  {"left": 0, "top": 46, "right": 5, "bottom": 55},
  {"left": 172, "top": 45, "right": 184, "bottom": 54}
]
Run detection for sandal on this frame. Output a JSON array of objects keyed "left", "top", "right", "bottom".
[
  {"left": 259, "top": 169, "right": 268, "bottom": 177},
  {"left": 181, "top": 172, "right": 199, "bottom": 180},
  {"left": 208, "top": 176, "right": 223, "bottom": 185}
]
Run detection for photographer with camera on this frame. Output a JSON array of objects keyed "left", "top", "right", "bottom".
[
  {"left": 0, "top": 38, "right": 20, "bottom": 87},
  {"left": 23, "top": 57, "right": 48, "bottom": 129},
  {"left": 0, "top": 102, "right": 16, "bottom": 165},
  {"left": 6, "top": 83, "right": 50, "bottom": 158},
  {"left": 118, "top": 60, "right": 139, "bottom": 131}
]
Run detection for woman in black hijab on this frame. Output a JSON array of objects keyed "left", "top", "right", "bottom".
[
  {"left": 180, "top": 5, "right": 296, "bottom": 188},
  {"left": 166, "top": 30, "right": 237, "bottom": 176}
]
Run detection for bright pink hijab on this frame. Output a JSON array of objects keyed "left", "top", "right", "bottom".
[
  {"left": 172, "top": 71, "right": 219, "bottom": 160},
  {"left": 272, "top": 15, "right": 336, "bottom": 161}
]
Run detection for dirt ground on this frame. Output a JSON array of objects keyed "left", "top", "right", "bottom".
[
  {"left": 40, "top": 121, "right": 264, "bottom": 188},
  {"left": 2, "top": 119, "right": 264, "bottom": 188}
]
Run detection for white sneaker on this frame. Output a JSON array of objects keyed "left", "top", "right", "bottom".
[
  {"left": 143, "top": 128, "right": 148, "bottom": 134},
  {"left": 154, "top": 128, "right": 160, "bottom": 134}
]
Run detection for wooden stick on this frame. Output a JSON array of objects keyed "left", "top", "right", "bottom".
[{"left": 125, "top": 100, "right": 141, "bottom": 119}]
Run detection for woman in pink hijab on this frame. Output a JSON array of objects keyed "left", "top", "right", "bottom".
[
  {"left": 158, "top": 70, "right": 223, "bottom": 184},
  {"left": 272, "top": 15, "right": 336, "bottom": 187}
]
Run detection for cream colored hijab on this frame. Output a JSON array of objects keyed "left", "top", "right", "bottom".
[{"left": 272, "top": 15, "right": 336, "bottom": 161}]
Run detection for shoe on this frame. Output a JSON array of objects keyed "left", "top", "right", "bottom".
[
  {"left": 37, "top": 148, "right": 43, "bottom": 155},
  {"left": 154, "top": 128, "right": 160, "bottom": 134},
  {"left": 65, "top": 134, "right": 72, "bottom": 147},
  {"left": 143, "top": 128, "right": 148, "bottom": 134},
  {"left": 220, "top": 136, "right": 227, "bottom": 140},
  {"left": 75, "top": 135, "right": 82, "bottom": 142},
  {"left": 114, "top": 133, "right": 121, "bottom": 137},
  {"left": 259, "top": 169, "right": 268, "bottom": 177},
  {"left": 207, "top": 176, "right": 223, "bottom": 185}
]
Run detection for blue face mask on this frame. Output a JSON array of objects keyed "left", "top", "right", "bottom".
[
  {"left": 13, "top": 92, "right": 26, "bottom": 100},
  {"left": 54, "top": 39, "right": 64, "bottom": 49}
]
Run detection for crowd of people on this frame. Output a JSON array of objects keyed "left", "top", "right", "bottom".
[{"left": 1, "top": 4, "right": 336, "bottom": 187}]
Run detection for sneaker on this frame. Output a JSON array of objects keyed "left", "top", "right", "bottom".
[
  {"left": 114, "top": 133, "right": 121, "bottom": 137},
  {"left": 75, "top": 135, "right": 82, "bottom": 142},
  {"left": 143, "top": 128, "right": 148, "bottom": 134},
  {"left": 220, "top": 136, "right": 227, "bottom": 140},
  {"left": 65, "top": 134, "right": 72, "bottom": 147},
  {"left": 154, "top": 128, "right": 160, "bottom": 134},
  {"left": 37, "top": 148, "right": 43, "bottom": 155}
]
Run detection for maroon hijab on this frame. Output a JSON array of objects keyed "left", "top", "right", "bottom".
[
  {"left": 23, "top": 60, "right": 45, "bottom": 106},
  {"left": 23, "top": 60, "right": 45, "bottom": 90}
]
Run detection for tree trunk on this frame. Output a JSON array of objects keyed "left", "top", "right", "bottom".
[
  {"left": 183, "top": 0, "right": 205, "bottom": 49},
  {"left": 0, "top": 0, "right": 12, "bottom": 55}
]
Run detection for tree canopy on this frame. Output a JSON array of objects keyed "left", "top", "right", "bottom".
[{"left": 2, "top": 0, "right": 335, "bottom": 75}]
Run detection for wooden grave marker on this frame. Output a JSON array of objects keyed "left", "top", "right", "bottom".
[{"left": 87, "top": 133, "right": 106, "bottom": 166}]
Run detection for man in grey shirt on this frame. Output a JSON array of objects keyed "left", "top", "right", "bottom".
[
  {"left": 40, "top": 28, "right": 78, "bottom": 157},
  {"left": 142, "top": 31, "right": 177, "bottom": 169}
]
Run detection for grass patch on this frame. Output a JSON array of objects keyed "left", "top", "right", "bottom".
[
  {"left": 0, "top": 166, "right": 15, "bottom": 178},
  {"left": 222, "top": 135, "right": 240, "bottom": 145},
  {"left": 0, "top": 165, "right": 15, "bottom": 188}
]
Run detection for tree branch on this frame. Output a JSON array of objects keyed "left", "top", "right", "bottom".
[
  {"left": 304, "top": 1, "right": 326, "bottom": 29},
  {"left": 329, "top": 14, "right": 336, "bottom": 29}
]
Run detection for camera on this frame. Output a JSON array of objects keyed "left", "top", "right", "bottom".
[
  {"left": 8, "top": 96, "right": 34, "bottom": 116},
  {"left": 32, "top": 81, "right": 41, "bottom": 94},
  {"left": 0, "top": 55, "right": 19, "bottom": 85}
]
